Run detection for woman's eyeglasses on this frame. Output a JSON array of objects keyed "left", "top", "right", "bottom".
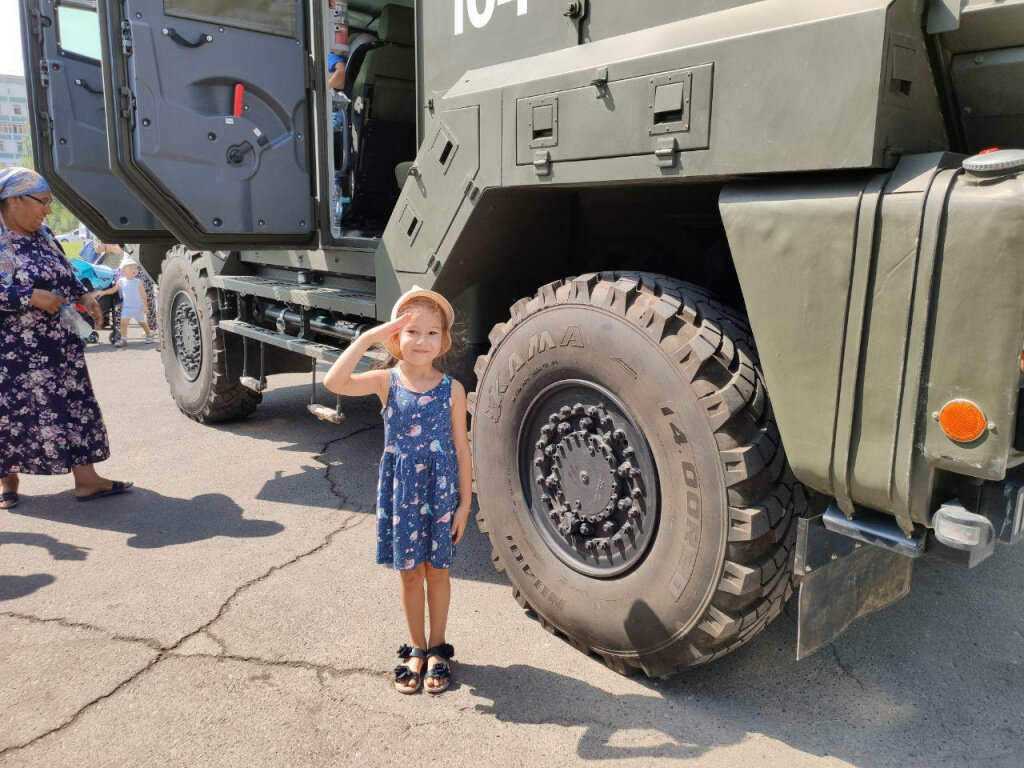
[{"left": 24, "top": 194, "right": 53, "bottom": 208}]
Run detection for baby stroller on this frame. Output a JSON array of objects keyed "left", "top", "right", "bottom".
[
  {"left": 69, "top": 258, "right": 121, "bottom": 344},
  {"left": 73, "top": 279, "right": 121, "bottom": 344}
]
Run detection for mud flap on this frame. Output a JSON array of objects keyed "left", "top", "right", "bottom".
[{"left": 794, "top": 516, "right": 915, "bottom": 659}]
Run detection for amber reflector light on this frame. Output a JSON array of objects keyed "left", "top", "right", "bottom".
[{"left": 938, "top": 400, "right": 987, "bottom": 443}]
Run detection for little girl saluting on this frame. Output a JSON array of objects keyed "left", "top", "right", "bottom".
[{"left": 324, "top": 287, "right": 472, "bottom": 694}]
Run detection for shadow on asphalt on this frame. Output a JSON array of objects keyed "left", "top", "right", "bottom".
[
  {"left": 0, "top": 532, "right": 91, "bottom": 601},
  {"left": 0, "top": 574, "right": 56, "bottom": 601},
  {"left": 0, "top": 531, "right": 90, "bottom": 561},
  {"left": 463, "top": 549, "right": 1024, "bottom": 766},
  {"left": 9, "top": 488, "right": 283, "bottom": 549}
]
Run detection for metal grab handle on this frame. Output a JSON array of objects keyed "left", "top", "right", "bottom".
[
  {"left": 161, "top": 28, "right": 212, "bottom": 48},
  {"left": 74, "top": 78, "right": 102, "bottom": 95}
]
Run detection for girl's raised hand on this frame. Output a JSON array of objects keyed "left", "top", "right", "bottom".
[{"left": 360, "top": 310, "right": 416, "bottom": 347}]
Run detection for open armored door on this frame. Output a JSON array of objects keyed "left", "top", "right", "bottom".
[
  {"left": 97, "top": 0, "right": 317, "bottom": 250},
  {"left": 19, "top": 0, "right": 169, "bottom": 243}
]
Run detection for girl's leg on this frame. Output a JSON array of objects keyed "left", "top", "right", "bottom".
[
  {"left": 397, "top": 563, "right": 427, "bottom": 691},
  {"left": 1, "top": 472, "right": 19, "bottom": 509},
  {"left": 425, "top": 564, "right": 452, "bottom": 691},
  {"left": 71, "top": 464, "right": 118, "bottom": 498}
]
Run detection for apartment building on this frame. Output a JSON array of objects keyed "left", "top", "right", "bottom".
[{"left": 0, "top": 74, "right": 30, "bottom": 166}]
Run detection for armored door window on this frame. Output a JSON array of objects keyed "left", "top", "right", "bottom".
[{"left": 57, "top": 3, "right": 102, "bottom": 62}]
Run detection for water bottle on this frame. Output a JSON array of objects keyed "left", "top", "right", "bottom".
[{"left": 59, "top": 301, "right": 94, "bottom": 340}]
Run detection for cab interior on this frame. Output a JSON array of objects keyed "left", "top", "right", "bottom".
[{"left": 327, "top": 1, "right": 417, "bottom": 240}]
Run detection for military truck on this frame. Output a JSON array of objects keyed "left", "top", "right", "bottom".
[{"left": 19, "top": 0, "right": 1024, "bottom": 674}]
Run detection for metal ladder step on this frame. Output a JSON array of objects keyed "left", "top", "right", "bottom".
[
  {"left": 212, "top": 275, "right": 377, "bottom": 318},
  {"left": 219, "top": 319, "right": 386, "bottom": 369}
]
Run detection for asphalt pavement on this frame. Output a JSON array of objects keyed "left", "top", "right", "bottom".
[{"left": 1, "top": 330, "right": 1022, "bottom": 767}]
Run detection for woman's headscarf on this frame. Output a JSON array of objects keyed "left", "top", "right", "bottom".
[{"left": 0, "top": 167, "right": 50, "bottom": 200}]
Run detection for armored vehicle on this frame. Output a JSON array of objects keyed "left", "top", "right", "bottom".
[{"left": 19, "top": 0, "right": 1024, "bottom": 674}]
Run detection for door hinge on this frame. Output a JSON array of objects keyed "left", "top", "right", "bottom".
[
  {"left": 29, "top": 9, "right": 50, "bottom": 42},
  {"left": 306, "top": 56, "right": 319, "bottom": 92},
  {"left": 654, "top": 137, "right": 678, "bottom": 168},
  {"left": 118, "top": 86, "right": 136, "bottom": 128},
  {"left": 38, "top": 111, "right": 53, "bottom": 144},
  {"left": 564, "top": 0, "right": 590, "bottom": 45},
  {"left": 533, "top": 149, "right": 552, "bottom": 176},
  {"left": 38, "top": 59, "right": 50, "bottom": 88},
  {"left": 120, "top": 20, "right": 133, "bottom": 56}
]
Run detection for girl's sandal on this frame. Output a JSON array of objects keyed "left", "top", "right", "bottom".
[
  {"left": 424, "top": 643, "right": 455, "bottom": 695},
  {"left": 393, "top": 645, "right": 426, "bottom": 694}
]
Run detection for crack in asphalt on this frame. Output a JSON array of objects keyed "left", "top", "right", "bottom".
[
  {"left": 169, "top": 512, "right": 367, "bottom": 656},
  {"left": 0, "top": 652, "right": 163, "bottom": 758},
  {"left": 316, "top": 420, "right": 379, "bottom": 510},
  {"left": 167, "top": 650, "right": 389, "bottom": 682},
  {"left": 0, "top": 424, "right": 380, "bottom": 759},
  {"left": 0, "top": 612, "right": 163, "bottom": 651},
  {"left": 829, "top": 643, "right": 866, "bottom": 691}
]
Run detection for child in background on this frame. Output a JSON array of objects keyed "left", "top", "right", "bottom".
[
  {"left": 98, "top": 257, "right": 154, "bottom": 346},
  {"left": 324, "top": 287, "right": 473, "bottom": 695}
]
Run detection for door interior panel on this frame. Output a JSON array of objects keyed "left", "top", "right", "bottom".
[
  {"left": 19, "top": 0, "right": 169, "bottom": 242},
  {"left": 99, "top": 0, "right": 317, "bottom": 249}
]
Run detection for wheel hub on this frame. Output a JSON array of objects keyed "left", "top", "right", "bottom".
[
  {"left": 520, "top": 381, "right": 659, "bottom": 578},
  {"left": 170, "top": 291, "right": 202, "bottom": 382}
]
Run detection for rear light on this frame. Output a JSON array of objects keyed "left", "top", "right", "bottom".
[
  {"left": 932, "top": 501, "right": 995, "bottom": 567},
  {"left": 937, "top": 400, "right": 988, "bottom": 443}
]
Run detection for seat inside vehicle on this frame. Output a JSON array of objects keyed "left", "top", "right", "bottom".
[{"left": 343, "top": 3, "right": 417, "bottom": 232}]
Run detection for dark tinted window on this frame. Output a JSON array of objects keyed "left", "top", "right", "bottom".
[{"left": 164, "top": 0, "right": 298, "bottom": 39}]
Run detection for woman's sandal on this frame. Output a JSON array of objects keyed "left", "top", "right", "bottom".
[
  {"left": 424, "top": 643, "right": 455, "bottom": 695},
  {"left": 393, "top": 645, "right": 426, "bottom": 694}
]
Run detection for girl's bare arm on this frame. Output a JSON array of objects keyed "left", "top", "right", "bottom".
[{"left": 323, "top": 314, "right": 414, "bottom": 402}]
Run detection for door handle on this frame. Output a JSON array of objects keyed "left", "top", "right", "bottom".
[{"left": 162, "top": 28, "right": 213, "bottom": 49}]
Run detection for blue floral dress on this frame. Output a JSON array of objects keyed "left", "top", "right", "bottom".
[
  {"left": 376, "top": 370, "right": 458, "bottom": 570},
  {"left": 0, "top": 227, "right": 110, "bottom": 475}
]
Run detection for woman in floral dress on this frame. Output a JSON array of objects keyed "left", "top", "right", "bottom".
[{"left": 0, "top": 167, "right": 132, "bottom": 509}]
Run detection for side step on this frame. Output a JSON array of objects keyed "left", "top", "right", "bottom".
[
  {"left": 212, "top": 275, "right": 376, "bottom": 318},
  {"left": 219, "top": 319, "right": 386, "bottom": 370}
]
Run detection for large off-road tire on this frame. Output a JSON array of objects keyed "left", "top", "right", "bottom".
[
  {"left": 469, "top": 272, "right": 805, "bottom": 675},
  {"left": 158, "top": 250, "right": 260, "bottom": 422}
]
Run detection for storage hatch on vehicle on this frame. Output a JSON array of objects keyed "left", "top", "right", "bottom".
[
  {"left": 19, "top": 0, "right": 170, "bottom": 243},
  {"left": 96, "top": 0, "right": 318, "bottom": 250}
]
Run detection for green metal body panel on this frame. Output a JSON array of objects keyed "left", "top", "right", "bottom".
[
  {"left": 722, "top": 154, "right": 1024, "bottom": 530},
  {"left": 21, "top": 0, "right": 1024, "bottom": 526}
]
